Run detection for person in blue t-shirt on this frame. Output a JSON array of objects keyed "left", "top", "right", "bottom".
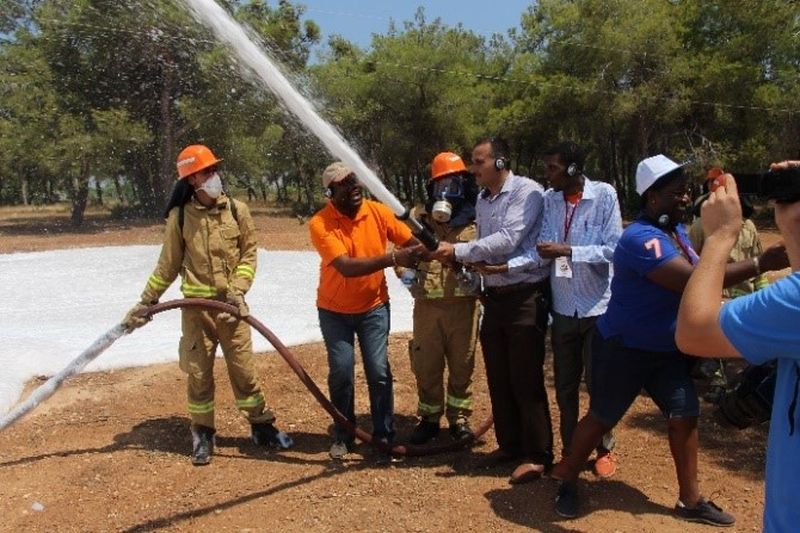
[
  {"left": 551, "top": 155, "right": 789, "bottom": 525},
  {"left": 677, "top": 159, "right": 800, "bottom": 533}
]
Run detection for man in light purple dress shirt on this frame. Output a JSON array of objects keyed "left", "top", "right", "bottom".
[{"left": 432, "top": 137, "right": 553, "bottom": 483}]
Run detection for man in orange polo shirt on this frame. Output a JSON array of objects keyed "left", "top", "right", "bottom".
[{"left": 310, "top": 161, "right": 423, "bottom": 462}]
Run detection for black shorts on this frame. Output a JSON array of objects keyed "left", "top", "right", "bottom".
[{"left": 588, "top": 331, "right": 700, "bottom": 428}]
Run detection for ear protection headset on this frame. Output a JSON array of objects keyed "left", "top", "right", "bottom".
[
  {"left": 486, "top": 136, "right": 510, "bottom": 172},
  {"left": 566, "top": 162, "right": 579, "bottom": 177}
]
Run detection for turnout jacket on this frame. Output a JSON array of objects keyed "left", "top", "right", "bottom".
[
  {"left": 403, "top": 206, "right": 477, "bottom": 300},
  {"left": 139, "top": 193, "right": 257, "bottom": 303}
]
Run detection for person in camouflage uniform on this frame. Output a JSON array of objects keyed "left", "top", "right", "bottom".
[
  {"left": 399, "top": 152, "right": 481, "bottom": 444},
  {"left": 689, "top": 177, "right": 769, "bottom": 403}
]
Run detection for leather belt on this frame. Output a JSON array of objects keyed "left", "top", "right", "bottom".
[{"left": 483, "top": 280, "right": 545, "bottom": 296}]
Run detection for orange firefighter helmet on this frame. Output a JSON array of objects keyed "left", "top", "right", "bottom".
[
  {"left": 431, "top": 152, "right": 467, "bottom": 181},
  {"left": 176, "top": 144, "right": 223, "bottom": 180}
]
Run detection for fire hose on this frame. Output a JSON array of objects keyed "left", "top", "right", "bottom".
[{"left": 1, "top": 299, "right": 493, "bottom": 457}]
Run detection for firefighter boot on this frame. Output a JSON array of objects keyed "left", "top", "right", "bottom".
[
  {"left": 191, "top": 425, "right": 215, "bottom": 466},
  {"left": 410, "top": 420, "right": 440, "bottom": 445},
  {"left": 251, "top": 423, "right": 294, "bottom": 449},
  {"left": 449, "top": 420, "right": 473, "bottom": 441}
]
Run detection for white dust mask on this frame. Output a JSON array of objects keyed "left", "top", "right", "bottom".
[{"left": 198, "top": 172, "right": 223, "bottom": 198}]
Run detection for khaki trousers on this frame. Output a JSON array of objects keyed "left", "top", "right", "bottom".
[
  {"left": 179, "top": 307, "right": 275, "bottom": 429},
  {"left": 409, "top": 298, "right": 478, "bottom": 425}
]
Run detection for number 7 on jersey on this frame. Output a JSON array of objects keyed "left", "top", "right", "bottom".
[{"left": 644, "top": 238, "right": 662, "bottom": 259}]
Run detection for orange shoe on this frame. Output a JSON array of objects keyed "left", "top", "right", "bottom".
[{"left": 593, "top": 451, "right": 617, "bottom": 478}]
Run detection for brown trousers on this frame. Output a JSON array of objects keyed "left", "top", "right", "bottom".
[
  {"left": 179, "top": 307, "right": 275, "bottom": 429},
  {"left": 409, "top": 298, "right": 479, "bottom": 425},
  {"left": 480, "top": 282, "right": 553, "bottom": 465}
]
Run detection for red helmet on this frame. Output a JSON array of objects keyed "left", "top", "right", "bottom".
[
  {"left": 176, "top": 145, "right": 222, "bottom": 180},
  {"left": 431, "top": 152, "right": 466, "bottom": 181}
]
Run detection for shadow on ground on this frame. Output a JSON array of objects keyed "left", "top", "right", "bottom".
[{"left": 485, "top": 478, "right": 673, "bottom": 532}]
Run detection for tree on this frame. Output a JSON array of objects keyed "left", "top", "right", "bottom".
[{"left": 313, "top": 8, "right": 492, "bottom": 204}]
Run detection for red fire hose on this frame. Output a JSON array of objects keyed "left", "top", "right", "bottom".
[{"left": 146, "top": 298, "right": 493, "bottom": 457}]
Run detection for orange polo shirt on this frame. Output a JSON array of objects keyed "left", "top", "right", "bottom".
[{"left": 310, "top": 199, "right": 413, "bottom": 314}]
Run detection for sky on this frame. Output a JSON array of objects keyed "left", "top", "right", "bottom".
[
  {"left": 298, "top": 0, "right": 533, "bottom": 50},
  {"left": 0, "top": 247, "right": 414, "bottom": 419}
]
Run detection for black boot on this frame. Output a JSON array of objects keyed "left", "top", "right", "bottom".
[
  {"left": 191, "top": 425, "right": 215, "bottom": 466},
  {"left": 409, "top": 420, "right": 440, "bottom": 445},
  {"left": 449, "top": 420, "right": 473, "bottom": 441},
  {"left": 251, "top": 423, "right": 294, "bottom": 449}
]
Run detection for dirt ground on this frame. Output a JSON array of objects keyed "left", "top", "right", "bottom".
[{"left": 0, "top": 205, "right": 775, "bottom": 532}]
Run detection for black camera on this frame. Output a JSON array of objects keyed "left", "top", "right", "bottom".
[
  {"left": 734, "top": 167, "right": 800, "bottom": 203},
  {"left": 716, "top": 361, "right": 776, "bottom": 429}
]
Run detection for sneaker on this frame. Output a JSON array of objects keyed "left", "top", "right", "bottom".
[
  {"left": 674, "top": 498, "right": 735, "bottom": 527},
  {"left": 251, "top": 423, "right": 294, "bottom": 449},
  {"left": 409, "top": 420, "right": 440, "bottom": 445},
  {"left": 329, "top": 440, "right": 350, "bottom": 460},
  {"left": 191, "top": 425, "right": 215, "bottom": 466},
  {"left": 555, "top": 481, "right": 579, "bottom": 518},
  {"left": 449, "top": 421, "right": 473, "bottom": 441},
  {"left": 593, "top": 450, "right": 617, "bottom": 478}
]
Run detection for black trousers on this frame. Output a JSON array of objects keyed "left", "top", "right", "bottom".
[{"left": 480, "top": 282, "right": 553, "bottom": 465}]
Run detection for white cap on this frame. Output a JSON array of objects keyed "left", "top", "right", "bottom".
[{"left": 636, "top": 154, "right": 688, "bottom": 195}]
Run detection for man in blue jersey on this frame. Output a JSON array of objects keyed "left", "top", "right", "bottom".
[
  {"left": 677, "top": 159, "right": 800, "bottom": 533},
  {"left": 550, "top": 154, "right": 788, "bottom": 525}
]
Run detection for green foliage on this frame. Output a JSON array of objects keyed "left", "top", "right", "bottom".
[
  {"left": 1, "top": 0, "right": 799, "bottom": 221},
  {"left": 312, "top": 8, "right": 493, "bottom": 203}
]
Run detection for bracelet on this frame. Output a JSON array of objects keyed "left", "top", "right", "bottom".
[
  {"left": 391, "top": 249, "right": 397, "bottom": 266},
  {"left": 753, "top": 256, "right": 761, "bottom": 276}
]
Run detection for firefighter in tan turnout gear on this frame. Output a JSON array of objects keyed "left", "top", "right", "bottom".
[
  {"left": 122, "top": 144, "right": 293, "bottom": 465},
  {"left": 400, "top": 152, "right": 481, "bottom": 444}
]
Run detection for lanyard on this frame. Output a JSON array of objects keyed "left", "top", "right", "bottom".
[
  {"left": 671, "top": 230, "right": 698, "bottom": 265},
  {"left": 563, "top": 200, "right": 580, "bottom": 241}
]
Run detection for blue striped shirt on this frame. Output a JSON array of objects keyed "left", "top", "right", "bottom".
[
  {"left": 507, "top": 177, "right": 622, "bottom": 317},
  {"left": 454, "top": 172, "right": 548, "bottom": 287}
]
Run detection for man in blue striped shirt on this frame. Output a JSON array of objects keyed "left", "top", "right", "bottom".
[{"left": 479, "top": 142, "right": 622, "bottom": 477}]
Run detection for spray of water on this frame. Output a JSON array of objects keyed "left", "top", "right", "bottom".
[
  {"left": 181, "top": 0, "right": 406, "bottom": 215},
  {"left": 0, "top": 324, "right": 127, "bottom": 432}
]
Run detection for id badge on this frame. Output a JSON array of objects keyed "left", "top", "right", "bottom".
[{"left": 555, "top": 256, "right": 573, "bottom": 278}]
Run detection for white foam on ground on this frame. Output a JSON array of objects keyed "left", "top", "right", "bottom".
[{"left": 0, "top": 246, "right": 413, "bottom": 415}]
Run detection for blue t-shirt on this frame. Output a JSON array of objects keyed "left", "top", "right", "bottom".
[
  {"left": 598, "top": 217, "right": 698, "bottom": 351},
  {"left": 720, "top": 272, "right": 800, "bottom": 533}
]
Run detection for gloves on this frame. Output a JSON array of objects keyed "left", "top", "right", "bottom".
[
  {"left": 122, "top": 302, "right": 151, "bottom": 331},
  {"left": 218, "top": 289, "right": 249, "bottom": 324}
]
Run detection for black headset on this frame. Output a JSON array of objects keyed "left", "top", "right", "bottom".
[
  {"left": 485, "top": 136, "right": 510, "bottom": 172},
  {"left": 566, "top": 162, "right": 579, "bottom": 177}
]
